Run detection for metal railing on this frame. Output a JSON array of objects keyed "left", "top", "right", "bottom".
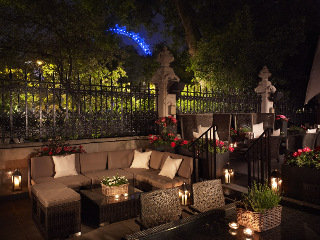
[
  {"left": 0, "top": 72, "right": 158, "bottom": 143},
  {"left": 177, "top": 86, "right": 261, "bottom": 114},
  {"left": 189, "top": 125, "right": 217, "bottom": 182},
  {"left": 245, "top": 128, "right": 272, "bottom": 187}
]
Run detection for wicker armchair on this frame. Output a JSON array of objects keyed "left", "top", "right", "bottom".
[
  {"left": 212, "top": 113, "right": 232, "bottom": 142},
  {"left": 138, "top": 188, "right": 182, "bottom": 229},
  {"left": 190, "top": 179, "right": 225, "bottom": 213}
]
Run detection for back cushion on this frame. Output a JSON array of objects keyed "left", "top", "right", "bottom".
[
  {"left": 161, "top": 152, "right": 193, "bottom": 179},
  {"left": 31, "top": 156, "right": 54, "bottom": 180},
  {"left": 74, "top": 153, "right": 81, "bottom": 173},
  {"left": 80, "top": 152, "right": 108, "bottom": 173},
  {"left": 147, "top": 149, "right": 165, "bottom": 170},
  {"left": 108, "top": 150, "right": 134, "bottom": 169}
]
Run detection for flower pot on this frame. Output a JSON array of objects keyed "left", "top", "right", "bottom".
[
  {"left": 237, "top": 206, "right": 282, "bottom": 232},
  {"left": 282, "top": 164, "right": 320, "bottom": 204},
  {"left": 101, "top": 183, "right": 129, "bottom": 197}
]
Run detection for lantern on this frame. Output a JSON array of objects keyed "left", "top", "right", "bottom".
[
  {"left": 224, "top": 162, "right": 234, "bottom": 184},
  {"left": 271, "top": 169, "right": 282, "bottom": 192},
  {"left": 12, "top": 169, "right": 22, "bottom": 191}
]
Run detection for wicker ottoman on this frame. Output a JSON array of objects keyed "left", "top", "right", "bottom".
[{"left": 31, "top": 183, "right": 81, "bottom": 239}]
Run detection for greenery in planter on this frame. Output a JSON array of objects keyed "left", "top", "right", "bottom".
[
  {"left": 230, "top": 125, "right": 252, "bottom": 142},
  {"left": 101, "top": 175, "right": 128, "bottom": 187},
  {"left": 193, "top": 139, "right": 234, "bottom": 154},
  {"left": 240, "top": 182, "right": 281, "bottom": 213},
  {"left": 286, "top": 147, "right": 320, "bottom": 170}
]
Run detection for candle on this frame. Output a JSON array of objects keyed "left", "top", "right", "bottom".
[
  {"left": 228, "top": 229, "right": 237, "bottom": 236},
  {"left": 243, "top": 228, "right": 253, "bottom": 237},
  {"left": 225, "top": 169, "right": 230, "bottom": 184},
  {"left": 14, "top": 177, "right": 20, "bottom": 189},
  {"left": 234, "top": 142, "right": 237, "bottom": 147},
  {"left": 228, "top": 222, "right": 239, "bottom": 229},
  {"left": 184, "top": 192, "right": 188, "bottom": 205},
  {"left": 114, "top": 194, "right": 119, "bottom": 199},
  {"left": 271, "top": 178, "right": 278, "bottom": 191}
]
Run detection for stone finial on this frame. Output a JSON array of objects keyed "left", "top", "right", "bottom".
[
  {"left": 258, "top": 66, "right": 272, "bottom": 81},
  {"left": 157, "top": 46, "right": 174, "bottom": 67}
]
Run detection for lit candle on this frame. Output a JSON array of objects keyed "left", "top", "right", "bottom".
[
  {"left": 114, "top": 194, "right": 119, "bottom": 199},
  {"left": 228, "top": 222, "right": 239, "bottom": 229},
  {"left": 234, "top": 142, "right": 237, "bottom": 148},
  {"left": 184, "top": 191, "right": 188, "bottom": 205},
  {"left": 243, "top": 228, "right": 253, "bottom": 237},
  {"left": 271, "top": 178, "right": 278, "bottom": 191},
  {"left": 124, "top": 193, "right": 128, "bottom": 197},
  {"left": 229, "top": 229, "right": 237, "bottom": 236},
  {"left": 225, "top": 169, "right": 230, "bottom": 184},
  {"left": 14, "top": 177, "right": 20, "bottom": 189}
]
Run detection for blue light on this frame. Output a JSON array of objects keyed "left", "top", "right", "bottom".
[{"left": 109, "top": 24, "right": 152, "bottom": 56}]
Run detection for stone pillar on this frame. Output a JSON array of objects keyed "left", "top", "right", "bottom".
[
  {"left": 255, "top": 66, "right": 276, "bottom": 113},
  {"left": 151, "top": 47, "right": 180, "bottom": 117}
]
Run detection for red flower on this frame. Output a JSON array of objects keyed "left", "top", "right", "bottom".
[
  {"left": 170, "top": 142, "right": 176, "bottom": 148},
  {"left": 49, "top": 151, "right": 53, "bottom": 155},
  {"left": 228, "top": 147, "right": 234, "bottom": 152},
  {"left": 293, "top": 152, "right": 298, "bottom": 157},
  {"left": 56, "top": 147, "right": 62, "bottom": 154},
  {"left": 42, "top": 147, "right": 49, "bottom": 152},
  {"left": 298, "top": 149, "right": 303, "bottom": 153},
  {"left": 171, "top": 118, "right": 177, "bottom": 124},
  {"left": 302, "top": 147, "right": 311, "bottom": 152},
  {"left": 161, "top": 117, "right": 166, "bottom": 123},
  {"left": 63, "top": 146, "right": 68, "bottom": 151},
  {"left": 181, "top": 140, "right": 188, "bottom": 145},
  {"left": 174, "top": 137, "right": 179, "bottom": 141}
]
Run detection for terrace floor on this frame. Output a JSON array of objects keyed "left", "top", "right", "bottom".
[{"left": 1, "top": 186, "right": 320, "bottom": 240}]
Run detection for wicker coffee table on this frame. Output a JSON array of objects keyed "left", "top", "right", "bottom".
[{"left": 80, "top": 185, "right": 142, "bottom": 226}]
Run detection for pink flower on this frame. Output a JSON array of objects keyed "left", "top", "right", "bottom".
[
  {"left": 298, "top": 149, "right": 303, "bottom": 153},
  {"left": 170, "top": 142, "right": 176, "bottom": 148},
  {"left": 293, "top": 152, "right": 298, "bottom": 157},
  {"left": 181, "top": 140, "right": 188, "bottom": 145},
  {"left": 174, "top": 137, "right": 179, "bottom": 141},
  {"left": 161, "top": 118, "right": 166, "bottom": 122},
  {"left": 171, "top": 118, "right": 177, "bottom": 124}
]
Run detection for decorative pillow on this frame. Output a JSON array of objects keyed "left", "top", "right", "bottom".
[
  {"left": 52, "top": 154, "right": 78, "bottom": 178},
  {"left": 307, "top": 128, "right": 317, "bottom": 133},
  {"left": 252, "top": 122, "right": 264, "bottom": 138},
  {"left": 272, "top": 129, "right": 281, "bottom": 136},
  {"left": 159, "top": 156, "right": 183, "bottom": 179},
  {"left": 130, "top": 150, "right": 152, "bottom": 169},
  {"left": 193, "top": 125, "right": 219, "bottom": 140}
]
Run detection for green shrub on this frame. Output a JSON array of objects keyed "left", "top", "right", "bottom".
[{"left": 241, "top": 182, "right": 281, "bottom": 213}]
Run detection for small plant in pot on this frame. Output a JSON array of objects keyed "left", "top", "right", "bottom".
[{"left": 237, "top": 182, "right": 282, "bottom": 232}]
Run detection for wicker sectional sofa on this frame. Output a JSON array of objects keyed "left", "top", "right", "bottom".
[
  {"left": 30, "top": 149, "right": 193, "bottom": 191},
  {"left": 30, "top": 149, "right": 193, "bottom": 239}
]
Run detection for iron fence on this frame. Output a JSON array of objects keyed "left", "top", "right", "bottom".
[
  {"left": 176, "top": 86, "right": 261, "bottom": 114},
  {"left": 0, "top": 72, "right": 158, "bottom": 143}
]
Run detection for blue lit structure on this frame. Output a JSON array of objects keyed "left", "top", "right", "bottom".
[{"left": 109, "top": 24, "right": 152, "bottom": 56}]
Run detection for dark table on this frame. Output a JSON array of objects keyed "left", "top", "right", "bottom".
[
  {"left": 80, "top": 185, "right": 142, "bottom": 226},
  {"left": 126, "top": 205, "right": 320, "bottom": 240}
]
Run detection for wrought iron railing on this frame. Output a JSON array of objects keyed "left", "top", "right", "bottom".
[
  {"left": 177, "top": 86, "right": 261, "bottom": 114},
  {"left": 189, "top": 125, "right": 217, "bottom": 182},
  {"left": 245, "top": 128, "right": 272, "bottom": 187},
  {"left": 0, "top": 73, "right": 158, "bottom": 143}
]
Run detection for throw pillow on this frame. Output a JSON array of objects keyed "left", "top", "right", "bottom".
[
  {"left": 159, "top": 156, "right": 183, "bottom": 179},
  {"left": 52, "top": 154, "right": 78, "bottom": 178},
  {"left": 130, "top": 150, "right": 152, "bottom": 169},
  {"left": 307, "top": 128, "right": 317, "bottom": 133},
  {"left": 272, "top": 129, "right": 281, "bottom": 136},
  {"left": 193, "top": 125, "right": 219, "bottom": 140},
  {"left": 252, "top": 122, "right": 264, "bottom": 138}
]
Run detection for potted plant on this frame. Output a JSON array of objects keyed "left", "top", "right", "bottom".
[
  {"left": 237, "top": 182, "right": 282, "bottom": 232},
  {"left": 101, "top": 175, "right": 129, "bottom": 197},
  {"left": 149, "top": 116, "right": 188, "bottom": 152},
  {"left": 282, "top": 146, "right": 320, "bottom": 204}
]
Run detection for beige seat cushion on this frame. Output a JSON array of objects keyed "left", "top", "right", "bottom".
[
  {"left": 161, "top": 153, "right": 193, "bottom": 179},
  {"left": 33, "top": 175, "right": 91, "bottom": 189},
  {"left": 84, "top": 169, "right": 134, "bottom": 185},
  {"left": 136, "top": 170, "right": 188, "bottom": 189},
  {"left": 80, "top": 151, "right": 108, "bottom": 173},
  {"left": 108, "top": 150, "right": 134, "bottom": 169},
  {"left": 37, "top": 187, "right": 80, "bottom": 208},
  {"left": 31, "top": 182, "right": 67, "bottom": 197}
]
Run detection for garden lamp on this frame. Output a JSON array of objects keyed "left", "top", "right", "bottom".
[
  {"left": 12, "top": 169, "right": 22, "bottom": 191},
  {"left": 270, "top": 169, "right": 282, "bottom": 193}
]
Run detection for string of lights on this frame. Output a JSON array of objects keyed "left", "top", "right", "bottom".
[{"left": 109, "top": 24, "right": 152, "bottom": 56}]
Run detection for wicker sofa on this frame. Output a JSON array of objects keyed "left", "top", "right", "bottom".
[{"left": 29, "top": 149, "right": 193, "bottom": 192}]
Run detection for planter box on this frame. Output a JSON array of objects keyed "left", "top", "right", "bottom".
[
  {"left": 237, "top": 206, "right": 282, "bottom": 232},
  {"left": 282, "top": 164, "right": 320, "bottom": 204},
  {"left": 101, "top": 183, "right": 129, "bottom": 197}
]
